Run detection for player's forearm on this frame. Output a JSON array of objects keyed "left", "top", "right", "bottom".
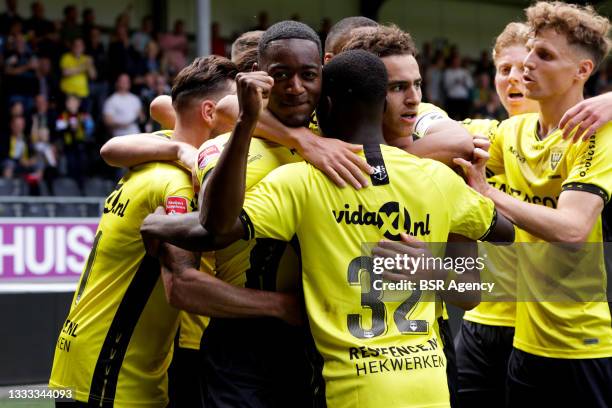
[
  {"left": 410, "top": 120, "right": 474, "bottom": 166},
  {"left": 214, "top": 94, "right": 302, "bottom": 150},
  {"left": 201, "top": 116, "right": 255, "bottom": 234},
  {"left": 100, "top": 134, "right": 180, "bottom": 168},
  {"left": 141, "top": 212, "right": 219, "bottom": 251},
  {"left": 439, "top": 235, "right": 480, "bottom": 310},
  {"left": 486, "top": 187, "right": 586, "bottom": 242},
  {"left": 150, "top": 95, "right": 176, "bottom": 129},
  {"left": 164, "top": 266, "right": 291, "bottom": 319}
]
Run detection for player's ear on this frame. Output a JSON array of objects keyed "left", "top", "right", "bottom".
[
  {"left": 576, "top": 58, "right": 594, "bottom": 82},
  {"left": 252, "top": 62, "right": 259, "bottom": 72},
  {"left": 201, "top": 100, "right": 216, "bottom": 126},
  {"left": 323, "top": 53, "right": 333, "bottom": 64}
]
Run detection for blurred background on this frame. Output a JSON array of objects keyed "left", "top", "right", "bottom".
[{"left": 0, "top": 0, "right": 610, "bottom": 396}]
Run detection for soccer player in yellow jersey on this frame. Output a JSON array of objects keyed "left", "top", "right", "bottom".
[
  {"left": 455, "top": 3, "right": 612, "bottom": 406},
  {"left": 191, "top": 49, "right": 514, "bottom": 408},
  {"left": 49, "top": 56, "right": 297, "bottom": 408}
]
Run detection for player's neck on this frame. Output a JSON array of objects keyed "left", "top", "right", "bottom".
[
  {"left": 173, "top": 118, "right": 211, "bottom": 148},
  {"left": 339, "top": 122, "right": 386, "bottom": 146},
  {"left": 537, "top": 87, "right": 584, "bottom": 139}
]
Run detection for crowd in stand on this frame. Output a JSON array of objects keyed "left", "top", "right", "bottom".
[{"left": 1, "top": 3, "right": 611, "bottom": 196}]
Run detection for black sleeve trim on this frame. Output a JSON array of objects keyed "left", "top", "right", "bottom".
[
  {"left": 239, "top": 209, "right": 255, "bottom": 240},
  {"left": 478, "top": 208, "right": 498, "bottom": 241},
  {"left": 562, "top": 182, "right": 609, "bottom": 204}
]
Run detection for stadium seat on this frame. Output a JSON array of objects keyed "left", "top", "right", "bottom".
[
  {"left": 84, "top": 177, "right": 115, "bottom": 197},
  {"left": 0, "top": 178, "right": 28, "bottom": 196},
  {"left": 56, "top": 203, "right": 88, "bottom": 217},
  {"left": 22, "top": 203, "right": 51, "bottom": 217},
  {"left": 52, "top": 177, "right": 82, "bottom": 196},
  {"left": 0, "top": 203, "right": 16, "bottom": 217}
]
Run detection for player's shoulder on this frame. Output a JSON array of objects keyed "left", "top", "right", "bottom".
[
  {"left": 417, "top": 102, "right": 447, "bottom": 117},
  {"left": 381, "top": 144, "right": 453, "bottom": 177},
  {"left": 498, "top": 112, "right": 538, "bottom": 129}
]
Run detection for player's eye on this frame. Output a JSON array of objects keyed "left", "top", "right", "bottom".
[
  {"left": 414, "top": 81, "right": 422, "bottom": 89},
  {"left": 537, "top": 50, "right": 552, "bottom": 60},
  {"left": 499, "top": 66, "right": 510, "bottom": 75},
  {"left": 390, "top": 84, "right": 405, "bottom": 92},
  {"left": 273, "top": 72, "right": 289, "bottom": 80},
  {"left": 301, "top": 71, "right": 318, "bottom": 81}
]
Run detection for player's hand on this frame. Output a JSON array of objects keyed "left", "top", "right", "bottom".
[
  {"left": 297, "top": 130, "right": 373, "bottom": 189},
  {"left": 176, "top": 142, "right": 197, "bottom": 171},
  {"left": 277, "top": 293, "right": 306, "bottom": 326},
  {"left": 142, "top": 206, "right": 166, "bottom": 257},
  {"left": 372, "top": 233, "right": 441, "bottom": 283},
  {"left": 236, "top": 71, "right": 274, "bottom": 122},
  {"left": 559, "top": 92, "right": 612, "bottom": 142},
  {"left": 453, "top": 144, "right": 490, "bottom": 195}
]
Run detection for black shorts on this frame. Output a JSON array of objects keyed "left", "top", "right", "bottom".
[
  {"left": 507, "top": 347, "right": 612, "bottom": 408},
  {"left": 438, "top": 317, "right": 459, "bottom": 408},
  {"left": 200, "top": 317, "right": 316, "bottom": 408},
  {"left": 168, "top": 346, "right": 204, "bottom": 408},
  {"left": 454, "top": 320, "right": 514, "bottom": 408}
]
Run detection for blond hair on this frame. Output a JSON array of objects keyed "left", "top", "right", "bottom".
[
  {"left": 526, "top": 1, "right": 611, "bottom": 68},
  {"left": 492, "top": 22, "right": 530, "bottom": 62},
  {"left": 341, "top": 24, "right": 417, "bottom": 58}
]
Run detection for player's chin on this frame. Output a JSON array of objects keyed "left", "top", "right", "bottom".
[{"left": 279, "top": 111, "right": 312, "bottom": 128}]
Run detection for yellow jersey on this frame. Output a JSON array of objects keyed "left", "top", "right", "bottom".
[
  {"left": 194, "top": 133, "right": 302, "bottom": 290},
  {"left": 49, "top": 162, "right": 195, "bottom": 407},
  {"left": 59, "top": 53, "right": 90, "bottom": 98},
  {"left": 241, "top": 144, "right": 497, "bottom": 408},
  {"left": 488, "top": 113, "right": 612, "bottom": 358},
  {"left": 461, "top": 118, "right": 517, "bottom": 328}
]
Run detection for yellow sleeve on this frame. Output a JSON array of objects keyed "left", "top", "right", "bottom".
[
  {"left": 59, "top": 53, "right": 72, "bottom": 69},
  {"left": 562, "top": 122, "right": 612, "bottom": 204},
  {"left": 484, "top": 120, "right": 506, "bottom": 178},
  {"left": 413, "top": 103, "right": 449, "bottom": 139},
  {"left": 159, "top": 167, "right": 196, "bottom": 214},
  {"left": 460, "top": 118, "right": 499, "bottom": 139},
  {"left": 241, "top": 162, "right": 309, "bottom": 241},
  {"left": 429, "top": 161, "right": 497, "bottom": 240},
  {"left": 194, "top": 137, "right": 226, "bottom": 187}
]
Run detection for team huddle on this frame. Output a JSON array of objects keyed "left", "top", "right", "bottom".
[{"left": 49, "top": 1, "right": 612, "bottom": 407}]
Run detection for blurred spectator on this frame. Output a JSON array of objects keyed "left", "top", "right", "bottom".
[
  {"left": 4, "top": 33, "right": 39, "bottom": 111},
  {"left": 425, "top": 52, "right": 445, "bottom": 107},
  {"left": 31, "top": 94, "right": 55, "bottom": 144},
  {"left": 0, "top": 0, "right": 22, "bottom": 36},
  {"left": 132, "top": 15, "right": 154, "bottom": 55},
  {"left": 472, "top": 72, "right": 493, "bottom": 113},
  {"left": 9, "top": 100, "right": 24, "bottom": 118},
  {"left": 108, "top": 25, "right": 139, "bottom": 82},
  {"left": 211, "top": 22, "right": 227, "bottom": 56},
  {"left": 24, "top": 1, "right": 54, "bottom": 40},
  {"left": 473, "top": 93, "right": 505, "bottom": 120},
  {"left": 3, "top": 116, "right": 34, "bottom": 179},
  {"left": 87, "top": 28, "right": 108, "bottom": 122},
  {"left": 140, "top": 73, "right": 169, "bottom": 132},
  {"left": 443, "top": 55, "right": 473, "bottom": 120},
  {"left": 103, "top": 73, "right": 142, "bottom": 137},
  {"left": 474, "top": 50, "right": 495, "bottom": 83},
  {"left": 36, "top": 56, "right": 60, "bottom": 104},
  {"left": 290, "top": 13, "right": 301, "bottom": 22},
  {"left": 55, "top": 94, "right": 94, "bottom": 185},
  {"left": 60, "top": 38, "right": 96, "bottom": 102},
  {"left": 159, "top": 19, "right": 188, "bottom": 76},
  {"left": 115, "top": 12, "right": 131, "bottom": 32},
  {"left": 60, "top": 5, "right": 81, "bottom": 47},
  {"left": 81, "top": 8, "right": 97, "bottom": 50}
]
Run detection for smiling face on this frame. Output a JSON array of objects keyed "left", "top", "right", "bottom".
[
  {"left": 522, "top": 28, "right": 588, "bottom": 101},
  {"left": 381, "top": 54, "right": 422, "bottom": 142},
  {"left": 259, "top": 38, "right": 322, "bottom": 128},
  {"left": 494, "top": 44, "right": 539, "bottom": 116}
]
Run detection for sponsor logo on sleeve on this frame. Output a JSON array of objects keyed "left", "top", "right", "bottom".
[
  {"left": 166, "top": 196, "right": 188, "bottom": 214},
  {"left": 198, "top": 145, "right": 221, "bottom": 169}
]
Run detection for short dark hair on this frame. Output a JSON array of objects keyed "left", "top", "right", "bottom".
[
  {"left": 231, "top": 30, "right": 263, "bottom": 72},
  {"left": 342, "top": 24, "right": 417, "bottom": 58},
  {"left": 324, "top": 16, "right": 378, "bottom": 54},
  {"left": 258, "top": 20, "right": 322, "bottom": 63},
  {"left": 171, "top": 55, "right": 238, "bottom": 111},
  {"left": 317, "top": 50, "right": 387, "bottom": 134}
]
